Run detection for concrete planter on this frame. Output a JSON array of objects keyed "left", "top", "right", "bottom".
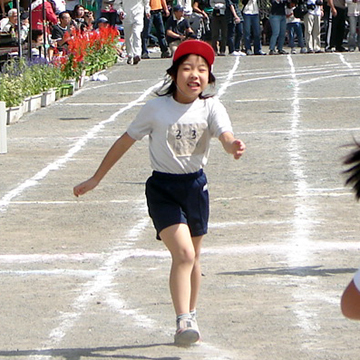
[
  {"left": 63, "top": 79, "right": 76, "bottom": 91},
  {"left": 29, "top": 94, "right": 42, "bottom": 112},
  {"left": 41, "top": 89, "right": 56, "bottom": 107},
  {"left": 22, "top": 97, "right": 31, "bottom": 113},
  {"left": 6, "top": 106, "right": 21, "bottom": 125}
]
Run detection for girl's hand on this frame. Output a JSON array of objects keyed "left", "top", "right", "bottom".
[
  {"left": 73, "top": 177, "right": 99, "bottom": 197},
  {"left": 219, "top": 132, "right": 246, "bottom": 159},
  {"left": 231, "top": 139, "right": 246, "bottom": 160}
]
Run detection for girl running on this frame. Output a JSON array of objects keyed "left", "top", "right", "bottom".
[{"left": 73, "top": 39, "right": 246, "bottom": 346}]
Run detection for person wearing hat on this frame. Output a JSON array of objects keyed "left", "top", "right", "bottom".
[
  {"left": 165, "top": 5, "right": 196, "bottom": 55},
  {"left": 73, "top": 39, "right": 246, "bottom": 346},
  {"left": 96, "top": 16, "right": 109, "bottom": 28}
]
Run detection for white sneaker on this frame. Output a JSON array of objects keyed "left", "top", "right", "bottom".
[
  {"left": 229, "top": 51, "right": 246, "bottom": 56},
  {"left": 291, "top": 48, "right": 296, "bottom": 54},
  {"left": 174, "top": 317, "right": 200, "bottom": 346}
]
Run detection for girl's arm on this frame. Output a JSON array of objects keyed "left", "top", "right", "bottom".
[
  {"left": 73, "top": 132, "right": 136, "bottom": 197},
  {"left": 219, "top": 131, "right": 246, "bottom": 160}
]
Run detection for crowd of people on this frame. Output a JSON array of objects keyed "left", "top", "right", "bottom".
[
  {"left": 0, "top": 0, "right": 116, "bottom": 60},
  {"left": 0, "top": 0, "right": 357, "bottom": 63}
]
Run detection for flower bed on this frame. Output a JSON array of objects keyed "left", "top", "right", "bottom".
[
  {"left": 0, "top": 27, "right": 120, "bottom": 111},
  {"left": 53, "top": 27, "right": 120, "bottom": 81}
]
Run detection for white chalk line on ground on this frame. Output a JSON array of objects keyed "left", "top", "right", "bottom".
[
  {"left": 286, "top": 54, "right": 319, "bottom": 338},
  {"left": 228, "top": 64, "right": 360, "bottom": 88},
  {"left": 0, "top": 81, "right": 162, "bottom": 215},
  {"left": 235, "top": 95, "right": 360, "bottom": 102},
  {"left": 283, "top": 55, "right": 360, "bottom": 344},
  {"left": 1, "top": 241, "right": 360, "bottom": 267},
  {"left": 217, "top": 56, "right": 240, "bottom": 98},
  {"left": 59, "top": 102, "right": 144, "bottom": 106},
  {"left": 4, "top": 187, "right": 351, "bottom": 207}
]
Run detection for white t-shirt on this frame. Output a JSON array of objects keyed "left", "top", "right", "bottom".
[
  {"left": 285, "top": 6, "right": 301, "bottom": 23},
  {"left": 306, "top": 0, "right": 322, "bottom": 15},
  {"left": 243, "top": 0, "right": 259, "bottom": 15},
  {"left": 127, "top": 95, "right": 233, "bottom": 174}
]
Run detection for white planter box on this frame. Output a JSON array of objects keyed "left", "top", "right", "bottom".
[
  {"left": 22, "top": 97, "right": 31, "bottom": 114},
  {"left": 41, "top": 89, "right": 56, "bottom": 107},
  {"left": 29, "top": 94, "right": 42, "bottom": 112},
  {"left": 6, "top": 106, "right": 21, "bottom": 125}
]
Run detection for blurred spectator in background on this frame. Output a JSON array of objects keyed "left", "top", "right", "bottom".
[
  {"left": 326, "top": 0, "right": 347, "bottom": 51},
  {"left": 31, "top": 0, "right": 58, "bottom": 32},
  {"left": 0, "top": 8, "right": 17, "bottom": 33},
  {"left": 119, "top": 0, "right": 150, "bottom": 65},
  {"left": 51, "top": 10, "right": 72, "bottom": 53},
  {"left": 226, "top": 0, "right": 246, "bottom": 56},
  {"left": 31, "top": 28, "right": 45, "bottom": 57},
  {"left": 96, "top": 15, "right": 109, "bottom": 28},
  {"left": 83, "top": 9, "right": 95, "bottom": 31},
  {"left": 72, "top": 3, "right": 86, "bottom": 30},
  {"left": 242, "top": 0, "right": 267, "bottom": 55},
  {"left": 100, "top": 0, "right": 117, "bottom": 26},
  {"left": 141, "top": 0, "right": 171, "bottom": 59},
  {"left": 165, "top": 4, "right": 195, "bottom": 55},
  {"left": 346, "top": 0, "right": 360, "bottom": 51},
  {"left": 210, "top": 0, "right": 227, "bottom": 55},
  {"left": 20, "top": 10, "right": 29, "bottom": 42}
]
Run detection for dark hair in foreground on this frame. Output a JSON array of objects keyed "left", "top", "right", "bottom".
[
  {"left": 155, "top": 54, "right": 216, "bottom": 99},
  {"left": 343, "top": 140, "right": 360, "bottom": 200}
]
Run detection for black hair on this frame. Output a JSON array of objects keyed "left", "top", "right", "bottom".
[
  {"left": 31, "top": 29, "right": 43, "bottom": 41},
  {"left": 72, "top": 4, "right": 85, "bottom": 18},
  {"left": 59, "top": 11, "right": 70, "bottom": 19},
  {"left": 156, "top": 54, "right": 216, "bottom": 99},
  {"left": 343, "top": 140, "right": 360, "bottom": 200}
]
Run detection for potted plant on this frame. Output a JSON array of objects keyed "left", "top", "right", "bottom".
[{"left": 0, "top": 74, "right": 24, "bottom": 124}]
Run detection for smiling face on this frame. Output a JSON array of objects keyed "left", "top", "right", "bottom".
[{"left": 173, "top": 54, "right": 210, "bottom": 104}]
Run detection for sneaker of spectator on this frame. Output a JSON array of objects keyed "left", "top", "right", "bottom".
[{"left": 229, "top": 50, "right": 246, "bottom": 56}]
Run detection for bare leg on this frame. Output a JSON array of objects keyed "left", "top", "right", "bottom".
[
  {"left": 160, "top": 223, "right": 204, "bottom": 316},
  {"left": 190, "top": 235, "right": 204, "bottom": 312}
]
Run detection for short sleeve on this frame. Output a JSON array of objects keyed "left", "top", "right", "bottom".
[
  {"left": 126, "top": 102, "right": 153, "bottom": 141},
  {"left": 207, "top": 97, "right": 234, "bottom": 138}
]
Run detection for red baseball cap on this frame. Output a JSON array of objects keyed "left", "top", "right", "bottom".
[{"left": 173, "top": 40, "right": 215, "bottom": 66}]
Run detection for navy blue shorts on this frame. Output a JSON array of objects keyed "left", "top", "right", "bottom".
[{"left": 145, "top": 169, "right": 209, "bottom": 240}]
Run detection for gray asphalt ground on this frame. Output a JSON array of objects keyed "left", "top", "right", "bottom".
[{"left": 2, "top": 49, "right": 360, "bottom": 360}]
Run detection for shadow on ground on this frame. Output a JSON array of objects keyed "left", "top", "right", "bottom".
[
  {"left": 218, "top": 265, "right": 358, "bottom": 277},
  {"left": 0, "top": 343, "right": 178, "bottom": 360}
]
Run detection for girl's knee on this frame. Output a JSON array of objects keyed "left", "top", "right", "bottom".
[{"left": 174, "top": 247, "right": 196, "bottom": 265}]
